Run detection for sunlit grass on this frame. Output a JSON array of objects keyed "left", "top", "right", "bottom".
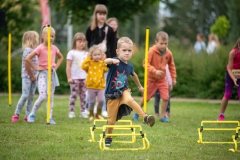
[{"left": 1, "top": 94, "right": 240, "bottom": 160}]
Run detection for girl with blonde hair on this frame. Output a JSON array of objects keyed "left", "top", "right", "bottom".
[{"left": 11, "top": 31, "right": 39, "bottom": 122}]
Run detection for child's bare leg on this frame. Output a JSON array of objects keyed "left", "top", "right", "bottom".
[
  {"left": 161, "top": 99, "right": 168, "bottom": 118},
  {"left": 220, "top": 97, "right": 228, "bottom": 114}
]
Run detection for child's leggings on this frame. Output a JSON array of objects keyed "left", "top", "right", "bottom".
[
  {"left": 87, "top": 89, "right": 104, "bottom": 110},
  {"left": 31, "top": 70, "right": 55, "bottom": 118},
  {"left": 69, "top": 79, "right": 86, "bottom": 112},
  {"left": 224, "top": 71, "right": 240, "bottom": 99},
  {"left": 14, "top": 78, "right": 37, "bottom": 116}
]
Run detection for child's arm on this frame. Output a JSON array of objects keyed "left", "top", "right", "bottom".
[
  {"left": 55, "top": 52, "right": 63, "bottom": 71},
  {"left": 105, "top": 58, "right": 120, "bottom": 65},
  {"left": 130, "top": 72, "right": 144, "bottom": 92},
  {"left": 25, "top": 61, "right": 36, "bottom": 82},
  {"left": 227, "top": 50, "right": 238, "bottom": 86},
  {"left": 66, "top": 60, "right": 73, "bottom": 83},
  {"left": 26, "top": 52, "right": 44, "bottom": 71},
  {"left": 81, "top": 56, "right": 91, "bottom": 72}
]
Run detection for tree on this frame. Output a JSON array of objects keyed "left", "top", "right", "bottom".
[
  {"left": 161, "top": 0, "right": 227, "bottom": 45},
  {"left": 225, "top": 0, "right": 240, "bottom": 42},
  {"left": 49, "top": 0, "right": 160, "bottom": 24},
  {"left": 210, "top": 16, "right": 230, "bottom": 39},
  {"left": 0, "top": 0, "right": 41, "bottom": 52}
]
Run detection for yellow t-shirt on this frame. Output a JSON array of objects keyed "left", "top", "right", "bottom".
[{"left": 81, "top": 56, "right": 108, "bottom": 90}]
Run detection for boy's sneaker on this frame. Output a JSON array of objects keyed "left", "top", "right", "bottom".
[
  {"left": 132, "top": 112, "right": 139, "bottom": 120},
  {"left": 144, "top": 115, "right": 155, "bottom": 127},
  {"left": 50, "top": 118, "right": 57, "bottom": 125},
  {"left": 24, "top": 116, "right": 28, "bottom": 122},
  {"left": 27, "top": 113, "right": 36, "bottom": 123},
  {"left": 217, "top": 114, "right": 224, "bottom": 121},
  {"left": 89, "top": 116, "right": 94, "bottom": 121},
  {"left": 80, "top": 112, "right": 88, "bottom": 119},
  {"left": 105, "top": 138, "right": 112, "bottom": 147},
  {"left": 85, "top": 109, "right": 90, "bottom": 115},
  {"left": 160, "top": 116, "right": 170, "bottom": 123},
  {"left": 155, "top": 113, "right": 160, "bottom": 117},
  {"left": 68, "top": 111, "right": 76, "bottom": 118},
  {"left": 11, "top": 114, "right": 19, "bottom": 123},
  {"left": 96, "top": 115, "right": 104, "bottom": 120}
]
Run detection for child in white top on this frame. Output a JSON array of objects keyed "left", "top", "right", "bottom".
[
  {"left": 11, "top": 31, "right": 39, "bottom": 122},
  {"left": 66, "top": 32, "right": 88, "bottom": 118},
  {"left": 26, "top": 26, "right": 63, "bottom": 124}
]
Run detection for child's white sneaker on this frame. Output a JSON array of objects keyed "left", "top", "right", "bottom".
[
  {"left": 68, "top": 112, "right": 76, "bottom": 118},
  {"left": 102, "top": 110, "right": 108, "bottom": 118},
  {"left": 80, "top": 112, "right": 88, "bottom": 118}
]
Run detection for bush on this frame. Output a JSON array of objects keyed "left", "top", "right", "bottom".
[{"left": 1, "top": 41, "right": 238, "bottom": 99}]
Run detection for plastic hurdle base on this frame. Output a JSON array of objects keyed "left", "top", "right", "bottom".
[
  {"left": 89, "top": 120, "right": 136, "bottom": 143},
  {"left": 197, "top": 120, "right": 240, "bottom": 144},
  {"left": 229, "top": 127, "right": 240, "bottom": 152},
  {"left": 99, "top": 125, "right": 150, "bottom": 151}
]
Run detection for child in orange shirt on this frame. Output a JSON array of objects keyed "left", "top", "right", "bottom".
[{"left": 133, "top": 31, "right": 177, "bottom": 122}]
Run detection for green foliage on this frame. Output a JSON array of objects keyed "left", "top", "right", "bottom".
[
  {"left": 1, "top": 41, "right": 238, "bottom": 100},
  {"left": 162, "top": 0, "right": 227, "bottom": 44},
  {"left": 225, "top": 0, "right": 240, "bottom": 42},
  {"left": 210, "top": 16, "right": 230, "bottom": 39},
  {"left": 49, "top": 0, "right": 160, "bottom": 24},
  {"left": 1, "top": 95, "right": 240, "bottom": 159},
  {"left": 0, "top": 0, "right": 41, "bottom": 52}
]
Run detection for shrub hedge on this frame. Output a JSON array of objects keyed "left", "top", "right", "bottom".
[{"left": 1, "top": 41, "right": 238, "bottom": 99}]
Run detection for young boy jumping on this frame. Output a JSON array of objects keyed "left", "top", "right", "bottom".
[
  {"left": 133, "top": 31, "right": 177, "bottom": 123},
  {"left": 104, "top": 37, "right": 155, "bottom": 147}
]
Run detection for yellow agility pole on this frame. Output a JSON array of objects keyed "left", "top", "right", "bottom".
[
  {"left": 143, "top": 27, "right": 149, "bottom": 112},
  {"left": 99, "top": 125, "right": 150, "bottom": 151},
  {"left": 8, "top": 33, "right": 12, "bottom": 106},
  {"left": 197, "top": 120, "right": 240, "bottom": 144},
  {"left": 46, "top": 25, "right": 51, "bottom": 124},
  {"left": 89, "top": 120, "right": 134, "bottom": 142}
]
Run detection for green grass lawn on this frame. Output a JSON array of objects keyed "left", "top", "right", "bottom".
[{"left": 1, "top": 94, "right": 240, "bottom": 160}]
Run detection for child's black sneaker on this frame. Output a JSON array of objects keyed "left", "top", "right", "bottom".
[
  {"left": 105, "top": 137, "right": 112, "bottom": 147},
  {"left": 144, "top": 115, "right": 155, "bottom": 127}
]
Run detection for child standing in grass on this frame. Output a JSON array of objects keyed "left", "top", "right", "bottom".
[
  {"left": 104, "top": 37, "right": 155, "bottom": 147},
  {"left": 81, "top": 45, "right": 108, "bottom": 121},
  {"left": 11, "top": 31, "right": 39, "bottom": 122},
  {"left": 133, "top": 31, "right": 177, "bottom": 123},
  {"left": 217, "top": 38, "right": 240, "bottom": 121},
  {"left": 26, "top": 26, "right": 63, "bottom": 124},
  {"left": 66, "top": 32, "right": 88, "bottom": 119},
  {"left": 154, "top": 64, "right": 173, "bottom": 117}
]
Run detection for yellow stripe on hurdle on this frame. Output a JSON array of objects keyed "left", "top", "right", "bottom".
[
  {"left": 197, "top": 121, "right": 240, "bottom": 144},
  {"left": 89, "top": 120, "right": 135, "bottom": 142},
  {"left": 99, "top": 124, "right": 150, "bottom": 151}
]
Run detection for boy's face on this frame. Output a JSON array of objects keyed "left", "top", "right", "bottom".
[
  {"left": 117, "top": 43, "right": 133, "bottom": 63},
  {"left": 155, "top": 38, "right": 168, "bottom": 51}
]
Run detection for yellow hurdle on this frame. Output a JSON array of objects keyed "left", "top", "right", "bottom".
[
  {"left": 99, "top": 125, "right": 150, "bottom": 151},
  {"left": 89, "top": 120, "right": 135, "bottom": 143},
  {"left": 229, "top": 127, "right": 240, "bottom": 152},
  {"left": 197, "top": 120, "right": 240, "bottom": 144}
]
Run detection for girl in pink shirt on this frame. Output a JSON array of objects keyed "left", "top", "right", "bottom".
[
  {"left": 217, "top": 38, "right": 240, "bottom": 121},
  {"left": 26, "top": 26, "right": 63, "bottom": 124}
]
